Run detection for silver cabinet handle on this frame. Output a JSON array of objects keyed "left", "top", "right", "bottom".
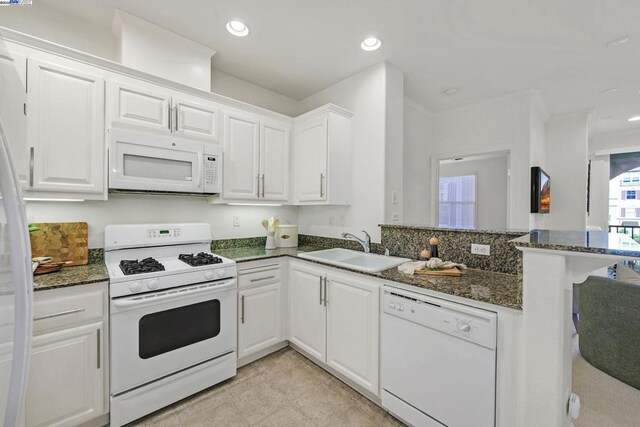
[
  {"left": 256, "top": 174, "right": 260, "bottom": 197},
  {"left": 175, "top": 104, "right": 179, "bottom": 132},
  {"left": 261, "top": 174, "right": 265, "bottom": 198},
  {"left": 240, "top": 295, "right": 245, "bottom": 324},
  {"left": 168, "top": 99, "right": 172, "bottom": 131},
  {"left": 324, "top": 277, "right": 328, "bottom": 306},
  {"left": 34, "top": 308, "right": 84, "bottom": 321},
  {"left": 320, "top": 173, "right": 325, "bottom": 198},
  {"left": 29, "top": 147, "right": 34, "bottom": 187},
  {"left": 319, "top": 276, "right": 323, "bottom": 305},
  {"left": 96, "top": 328, "right": 101, "bottom": 369},
  {"left": 250, "top": 275, "right": 275, "bottom": 283}
]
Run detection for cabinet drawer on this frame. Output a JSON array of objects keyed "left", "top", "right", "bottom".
[
  {"left": 33, "top": 286, "right": 105, "bottom": 334},
  {"left": 238, "top": 265, "right": 281, "bottom": 289}
]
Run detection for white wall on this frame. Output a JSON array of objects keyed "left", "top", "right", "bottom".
[
  {"left": 384, "top": 64, "right": 404, "bottom": 223},
  {"left": 211, "top": 69, "right": 300, "bottom": 116},
  {"left": 25, "top": 195, "right": 297, "bottom": 248},
  {"left": 439, "top": 155, "right": 509, "bottom": 229},
  {"left": 544, "top": 111, "right": 590, "bottom": 230},
  {"left": 296, "top": 63, "right": 389, "bottom": 242},
  {"left": 403, "top": 98, "right": 434, "bottom": 224}
]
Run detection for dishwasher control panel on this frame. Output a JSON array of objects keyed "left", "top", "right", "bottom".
[{"left": 383, "top": 286, "right": 497, "bottom": 349}]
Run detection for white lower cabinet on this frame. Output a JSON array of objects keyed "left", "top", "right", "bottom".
[
  {"left": 237, "top": 262, "right": 286, "bottom": 362},
  {"left": 26, "top": 282, "right": 108, "bottom": 427},
  {"left": 326, "top": 271, "right": 379, "bottom": 394},
  {"left": 288, "top": 261, "right": 380, "bottom": 395}
]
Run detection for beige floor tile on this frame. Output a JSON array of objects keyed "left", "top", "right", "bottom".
[
  {"left": 293, "top": 382, "right": 355, "bottom": 425},
  {"left": 270, "top": 364, "right": 326, "bottom": 400},
  {"left": 255, "top": 404, "right": 315, "bottom": 427},
  {"left": 175, "top": 396, "right": 248, "bottom": 427},
  {"left": 233, "top": 381, "right": 289, "bottom": 425},
  {"left": 130, "top": 406, "right": 182, "bottom": 427},
  {"left": 324, "top": 404, "right": 383, "bottom": 427}
]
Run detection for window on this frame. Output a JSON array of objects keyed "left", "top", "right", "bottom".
[
  {"left": 439, "top": 175, "right": 476, "bottom": 228},
  {"left": 627, "top": 190, "right": 636, "bottom": 200}
]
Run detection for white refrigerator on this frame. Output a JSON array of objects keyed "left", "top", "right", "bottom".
[{"left": 0, "top": 117, "right": 34, "bottom": 427}]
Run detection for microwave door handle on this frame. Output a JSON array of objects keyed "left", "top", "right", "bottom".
[{"left": 196, "top": 154, "right": 203, "bottom": 187}]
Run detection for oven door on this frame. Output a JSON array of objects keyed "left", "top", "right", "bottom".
[
  {"left": 109, "top": 128, "right": 205, "bottom": 194},
  {"left": 110, "top": 279, "right": 237, "bottom": 394}
]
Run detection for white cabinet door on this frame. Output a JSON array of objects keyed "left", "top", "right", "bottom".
[
  {"left": 108, "top": 81, "right": 171, "bottom": 133},
  {"left": 174, "top": 97, "right": 221, "bottom": 142},
  {"left": 26, "top": 322, "right": 104, "bottom": 427},
  {"left": 238, "top": 283, "right": 282, "bottom": 359},
  {"left": 0, "top": 50, "right": 27, "bottom": 187},
  {"left": 223, "top": 111, "right": 260, "bottom": 200},
  {"left": 295, "top": 115, "right": 327, "bottom": 202},
  {"left": 288, "top": 263, "right": 326, "bottom": 363},
  {"left": 260, "top": 119, "right": 290, "bottom": 201},
  {"left": 326, "top": 271, "right": 379, "bottom": 395},
  {"left": 27, "top": 58, "right": 105, "bottom": 194}
]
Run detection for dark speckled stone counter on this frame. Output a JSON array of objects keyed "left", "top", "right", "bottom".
[
  {"left": 33, "top": 262, "right": 109, "bottom": 292},
  {"left": 217, "top": 244, "right": 522, "bottom": 310},
  {"left": 511, "top": 230, "right": 640, "bottom": 258}
]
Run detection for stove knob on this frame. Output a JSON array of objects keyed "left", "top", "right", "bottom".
[
  {"left": 217, "top": 268, "right": 226, "bottom": 278},
  {"left": 204, "top": 271, "right": 215, "bottom": 281},
  {"left": 147, "top": 278, "right": 159, "bottom": 290},
  {"left": 129, "top": 281, "right": 142, "bottom": 293}
]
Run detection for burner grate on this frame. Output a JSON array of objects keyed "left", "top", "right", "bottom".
[
  {"left": 119, "top": 257, "right": 165, "bottom": 275},
  {"left": 178, "top": 252, "right": 223, "bottom": 267}
]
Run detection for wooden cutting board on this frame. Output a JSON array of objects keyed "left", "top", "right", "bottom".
[
  {"left": 415, "top": 267, "right": 463, "bottom": 277},
  {"left": 30, "top": 222, "right": 88, "bottom": 266}
]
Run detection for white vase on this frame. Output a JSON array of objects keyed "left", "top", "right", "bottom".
[{"left": 265, "top": 231, "right": 277, "bottom": 250}]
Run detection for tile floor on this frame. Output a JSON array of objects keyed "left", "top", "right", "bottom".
[{"left": 130, "top": 347, "right": 405, "bottom": 426}]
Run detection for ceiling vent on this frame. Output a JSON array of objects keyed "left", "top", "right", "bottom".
[{"left": 112, "top": 9, "right": 215, "bottom": 91}]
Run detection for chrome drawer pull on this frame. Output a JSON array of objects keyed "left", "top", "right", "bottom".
[
  {"left": 34, "top": 308, "right": 85, "bottom": 321},
  {"left": 29, "top": 147, "right": 34, "bottom": 187},
  {"left": 250, "top": 275, "right": 275, "bottom": 283},
  {"left": 97, "top": 328, "right": 101, "bottom": 369},
  {"left": 241, "top": 295, "right": 245, "bottom": 324}
]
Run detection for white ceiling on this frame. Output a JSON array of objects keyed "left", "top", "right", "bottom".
[{"left": 40, "top": 0, "right": 640, "bottom": 134}]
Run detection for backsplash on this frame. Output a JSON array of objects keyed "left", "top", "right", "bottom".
[{"left": 380, "top": 225, "right": 527, "bottom": 275}]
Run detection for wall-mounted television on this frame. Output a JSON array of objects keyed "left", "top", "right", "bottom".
[{"left": 531, "top": 167, "right": 550, "bottom": 214}]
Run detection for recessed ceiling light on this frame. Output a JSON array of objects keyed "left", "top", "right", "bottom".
[
  {"left": 443, "top": 88, "right": 460, "bottom": 96},
  {"left": 226, "top": 21, "right": 249, "bottom": 37},
  {"left": 607, "top": 35, "right": 630, "bottom": 47},
  {"left": 361, "top": 37, "right": 382, "bottom": 51},
  {"left": 628, "top": 116, "right": 640, "bottom": 122},
  {"left": 602, "top": 87, "right": 620, "bottom": 95}
]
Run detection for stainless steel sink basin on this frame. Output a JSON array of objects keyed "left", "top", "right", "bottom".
[{"left": 297, "top": 248, "right": 410, "bottom": 273}]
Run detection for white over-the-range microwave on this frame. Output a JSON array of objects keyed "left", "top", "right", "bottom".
[{"left": 108, "top": 129, "right": 222, "bottom": 195}]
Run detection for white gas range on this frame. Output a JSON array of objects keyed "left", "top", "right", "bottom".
[{"left": 104, "top": 223, "right": 238, "bottom": 427}]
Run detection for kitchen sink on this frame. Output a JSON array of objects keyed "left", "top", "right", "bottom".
[{"left": 297, "top": 248, "right": 411, "bottom": 273}]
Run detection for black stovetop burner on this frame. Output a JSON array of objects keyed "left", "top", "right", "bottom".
[
  {"left": 178, "top": 252, "right": 223, "bottom": 267},
  {"left": 119, "top": 257, "right": 165, "bottom": 276}
]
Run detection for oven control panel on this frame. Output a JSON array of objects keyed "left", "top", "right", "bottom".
[{"left": 147, "top": 228, "right": 182, "bottom": 239}]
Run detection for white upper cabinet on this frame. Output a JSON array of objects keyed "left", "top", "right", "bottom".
[
  {"left": 0, "top": 49, "right": 27, "bottom": 187},
  {"left": 220, "top": 112, "right": 291, "bottom": 203},
  {"left": 27, "top": 58, "right": 105, "bottom": 196},
  {"left": 223, "top": 110, "right": 261, "bottom": 199},
  {"left": 174, "top": 96, "right": 221, "bottom": 142},
  {"left": 108, "top": 80, "right": 171, "bottom": 133},
  {"left": 293, "top": 104, "right": 352, "bottom": 205},
  {"left": 260, "top": 119, "right": 290, "bottom": 201}
]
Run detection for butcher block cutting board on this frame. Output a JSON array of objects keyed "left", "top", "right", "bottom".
[
  {"left": 30, "top": 222, "right": 88, "bottom": 266},
  {"left": 414, "top": 267, "right": 463, "bottom": 277}
]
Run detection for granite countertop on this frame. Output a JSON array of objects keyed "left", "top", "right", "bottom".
[
  {"left": 217, "top": 245, "right": 522, "bottom": 310},
  {"left": 33, "top": 262, "right": 109, "bottom": 292},
  {"left": 380, "top": 223, "right": 530, "bottom": 236},
  {"left": 512, "top": 230, "right": 640, "bottom": 258}
]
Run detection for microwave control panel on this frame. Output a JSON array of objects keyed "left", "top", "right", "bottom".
[{"left": 204, "top": 154, "right": 220, "bottom": 192}]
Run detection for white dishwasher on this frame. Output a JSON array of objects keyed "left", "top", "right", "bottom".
[{"left": 381, "top": 286, "right": 497, "bottom": 427}]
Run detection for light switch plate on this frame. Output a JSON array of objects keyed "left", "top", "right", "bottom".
[
  {"left": 471, "top": 243, "right": 490, "bottom": 256},
  {"left": 233, "top": 216, "right": 240, "bottom": 227}
]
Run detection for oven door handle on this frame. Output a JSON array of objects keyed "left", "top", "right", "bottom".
[{"left": 112, "top": 280, "right": 237, "bottom": 308}]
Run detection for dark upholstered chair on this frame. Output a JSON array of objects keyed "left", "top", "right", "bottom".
[{"left": 579, "top": 275, "right": 640, "bottom": 390}]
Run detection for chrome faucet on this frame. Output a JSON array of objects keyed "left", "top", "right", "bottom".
[{"left": 342, "top": 230, "right": 371, "bottom": 253}]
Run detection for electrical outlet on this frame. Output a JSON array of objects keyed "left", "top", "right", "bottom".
[
  {"left": 392, "top": 212, "right": 400, "bottom": 222},
  {"left": 391, "top": 191, "right": 398, "bottom": 205},
  {"left": 471, "top": 243, "right": 490, "bottom": 256},
  {"left": 232, "top": 216, "right": 240, "bottom": 227}
]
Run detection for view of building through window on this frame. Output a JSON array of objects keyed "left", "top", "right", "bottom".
[
  {"left": 439, "top": 175, "right": 476, "bottom": 229},
  {"left": 609, "top": 166, "right": 640, "bottom": 241}
]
